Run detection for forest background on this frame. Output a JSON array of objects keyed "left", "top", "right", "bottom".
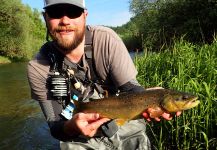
[{"left": 0, "top": 0, "right": 217, "bottom": 62}]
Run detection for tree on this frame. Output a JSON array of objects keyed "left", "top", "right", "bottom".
[
  {"left": 0, "top": 0, "right": 46, "bottom": 60},
  {"left": 119, "top": 0, "right": 217, "bottom": 51}
]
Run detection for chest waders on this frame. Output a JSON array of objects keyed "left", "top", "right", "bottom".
[
  {"left": 40, "top": 26, "right": 118, "bottom": 138},
  {"left": 40, "top": 26, "right": 151, "bottom": 150}
]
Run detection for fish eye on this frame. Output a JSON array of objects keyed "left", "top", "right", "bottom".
[
  {"left": 174, "top": 95, "right": 190, "bottom": 101},
  {"left": 175, "top": 97, "right": 182, "bottom": 101},
  {"left": 183, "top": 95, "right": 189, "bottom": 99}
]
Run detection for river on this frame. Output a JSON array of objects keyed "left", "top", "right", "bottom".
[
  {"left": 0, "top": 62, "right": 59, "bottom": 150},
  {"left": 0, "top": 53, "right": 141, "bottom": 149}
]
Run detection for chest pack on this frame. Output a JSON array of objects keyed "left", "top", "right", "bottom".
[{"left": 40, "top": 26, "right": 105, "bottom": 106}]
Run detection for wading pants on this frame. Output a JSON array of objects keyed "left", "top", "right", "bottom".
[{"left": 60, "top": 119, "right": 151, "bottom": 150}]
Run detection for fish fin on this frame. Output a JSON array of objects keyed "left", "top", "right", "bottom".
[
  {"left": 115, "top": 119, "right": 127, "bottom": 126},
  {"left": 71, "top": 100, "right": 83, "bottom": 112},
  {"left": 73, "top": 100, "right": 78, "bottom": 106},
  {"left": 104, "top": 90, "right": 109, "bottom": 98}
]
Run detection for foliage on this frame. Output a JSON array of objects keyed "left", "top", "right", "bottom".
[
  {"left": 0, "top": 0, "right": 46, "bottom": 61},
  {"left": 114, "top": 0, "right": 217, "bottom": 51},
  {"left": 156, "top": 0, "right": 217, "bottom": 44},
  {"left": 112, "top": 20, "right": 142, "bottom": 51},
  {"left": 134, "top": 38, "right": 217, "bottom": 149},
  {"left": 0, "top": 56, "right": 11, "bottom": 64}
]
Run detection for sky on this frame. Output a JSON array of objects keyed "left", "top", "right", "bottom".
[{"left": 21, "top": 0, "right": 133, "bottom": 27}]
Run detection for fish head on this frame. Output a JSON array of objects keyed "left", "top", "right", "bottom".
[{"left": 161, "top": 91, "right": 200, "bottom": 112}]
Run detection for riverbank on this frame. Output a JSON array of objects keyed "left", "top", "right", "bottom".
[{"left": 0, "top": 56, "right": 11, "bottom": 64}]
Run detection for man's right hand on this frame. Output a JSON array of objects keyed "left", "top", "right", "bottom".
[{"left": 64, "top": 113, "right": 110, "bottom": 137}]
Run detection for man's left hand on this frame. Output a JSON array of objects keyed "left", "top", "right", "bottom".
[{"left": 142, "top": 108, "right": 182, "bottom": 122}]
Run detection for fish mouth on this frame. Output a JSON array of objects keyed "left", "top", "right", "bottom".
[{"left": 183, "top": 97, "right": 200, "bottom": 109}]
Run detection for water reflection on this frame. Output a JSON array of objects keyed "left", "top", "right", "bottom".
[
  {"left": 129, "top": 51, "right": 144, "bottom": 60},
  {"left": 0, "top": 63, "right": 59, "bottom": 150}
]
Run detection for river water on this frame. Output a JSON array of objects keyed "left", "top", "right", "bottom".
[
  {"left": 0, "top": 62, "right": 59, "bottom": 150},
  {"left": 0, "top": 53, "right": 142, "bottom": 149}
]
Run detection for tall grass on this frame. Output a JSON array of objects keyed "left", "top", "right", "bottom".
[{"left": 134, "top": 38, "right": 217, "bottom": 150}]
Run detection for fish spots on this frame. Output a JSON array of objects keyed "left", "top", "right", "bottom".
[{"left": 76, "top": 89, "right": 198, "bottom": 125}]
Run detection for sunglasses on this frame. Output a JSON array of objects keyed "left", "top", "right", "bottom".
[{"left": 45, "top": 5, "right": 84, "bottom": 19}]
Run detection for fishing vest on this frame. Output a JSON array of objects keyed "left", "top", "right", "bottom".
[{"left": 40, "top": 25, "right": 118, "bottom": 138}]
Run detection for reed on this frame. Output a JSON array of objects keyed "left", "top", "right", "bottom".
[{"left": 134, "top": 38, "right": 217, "bottom": 150}]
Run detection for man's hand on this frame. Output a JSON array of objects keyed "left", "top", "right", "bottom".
[
  {"left": 143, "top": 108, "right": 182, "bottom": 122},
  {"left": 64, "top": 113, "right": 110, "bottom": 137},
  {"left": 143, "top": 87, "right": 182, "bottom": 122}
]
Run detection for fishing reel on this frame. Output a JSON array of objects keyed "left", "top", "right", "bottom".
[{"left": 49, "top": 71, "right": 69, "bottom": 100}]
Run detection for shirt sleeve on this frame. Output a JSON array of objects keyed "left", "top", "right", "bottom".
[
  {"left": 119, "top": 79, "right": 145, "bottom": 93},
  {"left": 92, "top": 26, "right": 138, "bottom": 87}
]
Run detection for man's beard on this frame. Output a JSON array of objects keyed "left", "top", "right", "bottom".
[{"left": 49, "top": 24, "right": 85, "bottom": 52}]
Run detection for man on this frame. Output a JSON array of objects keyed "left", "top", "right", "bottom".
[{"left": 27, "top": 0, "right": 180, "bottom": 149}]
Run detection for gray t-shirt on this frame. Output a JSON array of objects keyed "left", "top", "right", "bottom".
[{"left": 28, "top": 25, "right": 137, "bottom": 102}]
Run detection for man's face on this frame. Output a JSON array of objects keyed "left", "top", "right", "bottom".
[{"left": 44, "top": 4, "right": 87, "bottom": 52}]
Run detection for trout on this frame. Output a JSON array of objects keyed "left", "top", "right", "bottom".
[{"left": 73, "top": 89, "right": 199, "bottom": 125}]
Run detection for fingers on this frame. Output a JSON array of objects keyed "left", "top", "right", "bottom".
[
  {"left": 74, "top": 113, "right": 110, "bottom": 137},
  {"left": 86, "top": 118, "right": 110, "bottom": 137},
  {"left": 142, "top": 112, "right": 151, "bottom": 122},
  {"left": 154, "top": 117, "right": 161, "bottom": 122},
  {"left": 176, "top": 111, "right": 182, "bottom": 116},
  {"left": 161, "top": 111, "right": 182, "bottom": 120},
  {"left": 161, "top": 112, "right": 172, "bottom": 121},
  {"left": 143, "top": 108, "right": 182, "bottom": 122},
  {"left": 75, "top": 113, "right": 100, "bottom": 122},
  {"left": 87, "top": 117, "right": 110, "bottom": 131},
  {"left": 143, "top": 111, "right": 162, "bottom": 122}
]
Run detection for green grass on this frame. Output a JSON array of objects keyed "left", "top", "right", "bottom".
[
  {"left": 0, "top": 56, "right": 11, "bottom": 64},
  {"left": 135, "top": 38, "right": 217, "bottom": 150}
]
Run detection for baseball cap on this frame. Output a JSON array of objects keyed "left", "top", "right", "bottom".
[{"left": 44, "top": 0, "right": 86, "bottom": 9}]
